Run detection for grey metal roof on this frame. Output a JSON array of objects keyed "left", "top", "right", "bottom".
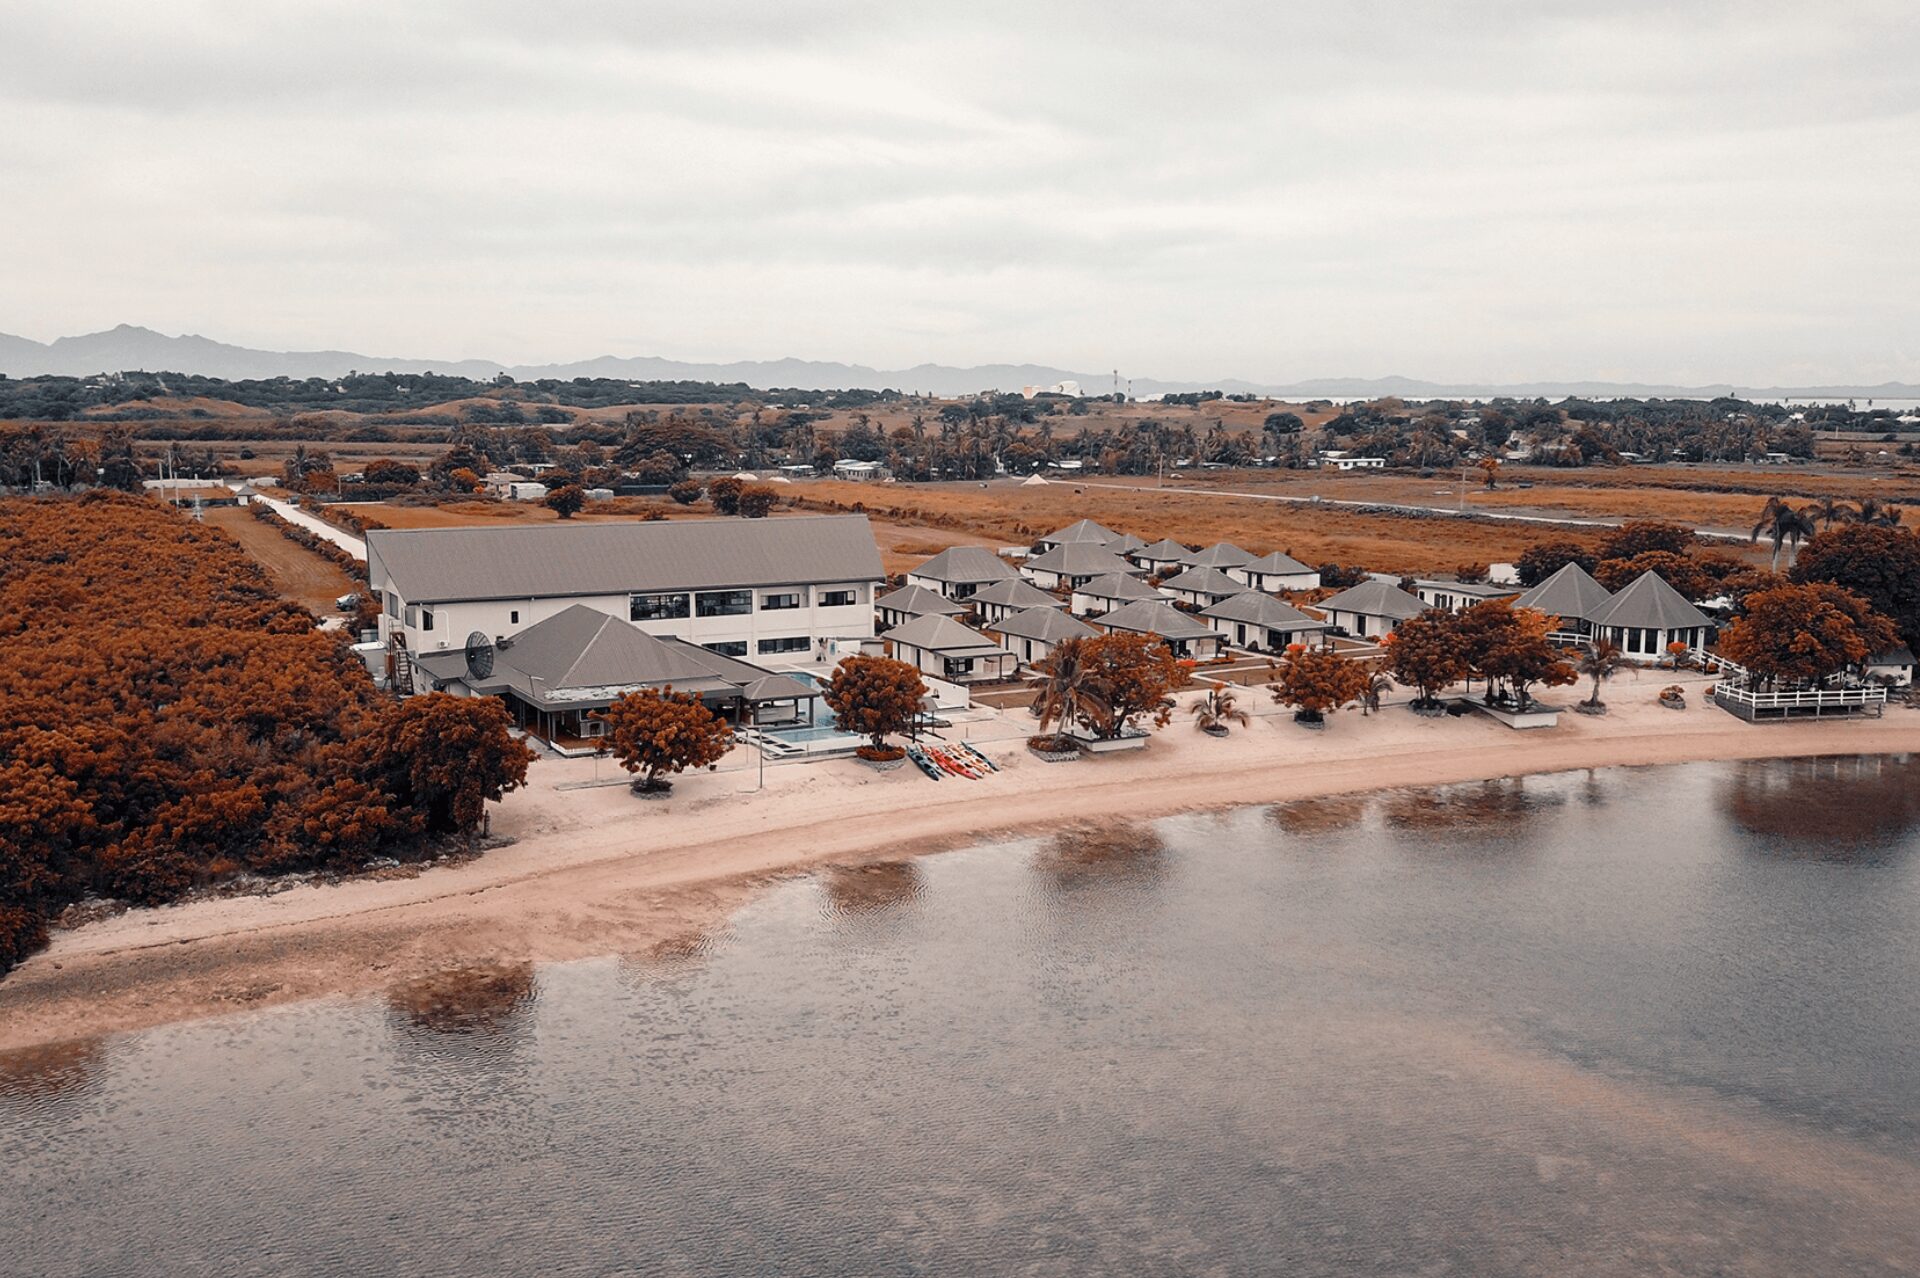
[
  {"left": 1201, "top": 591, "right": 1329, "bottom": 630},
  {"left": 1869, "top": 645, "right": 1916, "bottom": 666},
  {"left": 1513, "top": 562, "right": 1613, "bottom": 622},
  {"left": 992, "top": 606, "right": 1098, "bottom": 643},
  {"left": 1040, "top": 519, "right": 1118, "bottom": 545},
  {"left": 1094, "top": 598, "right": 1220, "bottom": 642},
  {"left": 741, "top": 673, "right": 819, "bottom": 702},
  {"left": 1181, "top": 541, "right": 1255, "bottom": 569},
  {"left": 368, "top": 514, "right": 883, "bottom": 605},
  {"left": 1319, "top": 579, "right": 1428, "bottom": 621},
  {"left": 496, "top": 605, "right": 724, "bottom": 690},
  {"left": 1160, "top": 565, "right": 1245, "bottom": 597},
  {"left": 1415, "top": 578, "right": 1520, "bottom": 600},
  {"left": 1025, "top": 542, "right": 1142, "bottom": 577},
  {"left": 1106, "top": 532, "right": 1147, "bottom": 555},
  {"left": 1075, "top": 572, "right": 1162, "bottom": 603},
  {"left": 882, "top": 612, "right": 1007, "bottom": 656},
  {"left": 908, "top": 545, "right": 1018, "bottom": 585},
  {"left": 969, "top": 577, "right": 1066, "bottom": 610},
  {"left": 1240, "top": 550, "right": 1315, "bottom": 576},
  {"left": 874, "top": 583, "right": 965, "bottom": 616},
  {"left": 1133, "top": 538, "right": 1191, "bottom": 562},
  {"left": 1588, "top": 571, "right": 1713, "bottom": 632}
]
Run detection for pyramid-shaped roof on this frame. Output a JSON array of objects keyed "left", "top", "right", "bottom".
[
  {"left": 1074, "top": 572, "right": 1162, "bottom": 603},
  {"left": 1095, "top": 598, "right": 1220, "bottom": 642},
  {"left": 993, "top": 606, "right": 1098, "bottom": 644},
  {"left": 1240, "top": 550, "right": 1315, "bottom": 576},
  {"left": 1159, "top": 565, "right": 1246, "bottom": 597},
  {"left": 909, "top": 545, "right": 1017, "bottom": 585},
  {"left": 1026, "top": 542, "right": 1141, "bottom": 577},
  {"left": 970, "top": 577, "right": 1066, "bottom": 610},
  {"left": 1319, "top": 579, "right": 1427, "bottom": 621},
  {"left": 1588, "top": 571, "right": 1713, "bottom": 632},
  {"left": 1040, "top": 519, "right": 1118, "bottom": 546},
  {"left": 1513, "top": 561, "right": 1612, "bottom": 622},
  {"left": 874, "top": 583, "right": 966, "bottom": 616},
  {"left": 1181, "top": 541, "right": 1255, "bottom": 569},
  {"left": 1105, "top": 532, "right": 1147, "bottom": 555},
  {"left": 883, "top": 612, "right": 1006, "bottom": 655},
  {"left": 1201, "top": 591, "right": 1329, "bottom": 630},
  {"left": 502, "top": 605, "right": 731, "bottom": 691},
  {"left": 1132, "top": 537, "right": 1191, "bottom": 562}
]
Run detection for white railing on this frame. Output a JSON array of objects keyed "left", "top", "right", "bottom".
[{"left": 1711, "top": 682, "right": 1887, "bottom": 711}]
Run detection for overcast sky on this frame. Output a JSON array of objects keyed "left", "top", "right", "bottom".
[{"left": 3, "top": 1, "right": 1916, "bottom": 385}]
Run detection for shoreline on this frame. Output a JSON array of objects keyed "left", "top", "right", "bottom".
[{"left": 3, "top": 672, "right": 1916, "bottom": 1052}]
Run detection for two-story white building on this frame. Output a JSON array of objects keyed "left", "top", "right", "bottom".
[{"left": 367, "top": 515, "right": 885, "bottom": 688}]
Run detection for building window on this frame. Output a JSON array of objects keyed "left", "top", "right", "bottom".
[
  {"left": 702, "top": 641, "right": 749, "bottom": 657},
  {"left": 696, "top": 590, "right": 754, "bottom": 618},
  {"left": 510, "top": 610, "right": 520, "bottom": 624},
  {"left": 758, "top": 636, "right": 811, "bottom": 655},
  {"left": 943, "top": 657, "right": 975, "bottom": 678},
  {"left": 952, "top": 582, "right": 978, "bottom": 600},
  {"left": 819, "top": 589, "right": 857, "bottom": 608},
  {"left": 385, "top": 591, "right": 400, "bottom": 615},
  {"left": 761, "top": 592, "right": 803, "bottom": 611},
  {"left": 631, "top": 592, "right": 691, "bottom": 622},
  {"left": 421, "top": 607, "right": 434, "bottom": 632}
]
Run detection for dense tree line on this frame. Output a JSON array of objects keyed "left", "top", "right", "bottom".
[{"left": 0, "top": 494, "right": 533, "bottom": 973}]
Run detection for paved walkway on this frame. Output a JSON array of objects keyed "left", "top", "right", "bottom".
[{"left": 231, "top": 486, "right": 367, "bottom": 559}]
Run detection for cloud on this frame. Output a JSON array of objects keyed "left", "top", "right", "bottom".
[{"left": 0, "top": 0, "right": 1915, "bottom": 383}]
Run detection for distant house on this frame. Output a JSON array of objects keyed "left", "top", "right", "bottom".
[
  {"left": 1232, "top": 550, "right": 1320, "bottom": 593},
  {"left": 1105, "top": 532, "right": 1147, "bottom": 557},
  {"left": 1070, "top": 572, "right": 1163, "bottom": 617},
  {"left": 989, "top": 605, "right": 1098, "bottom": 668},
  {"left": 1036, "top": 519, "right": 1119, "bottom": 551},
  {"left": 1867, "top": 645, "right": 1916, "bottom": 687},
  {"left": 1316, "top": 451, "right": 1386, "bottom": 471},
  {"left": 882, "top": 613, "right": 1016, "bottom": 684},
  {"left": 832, "top": 459, "right": 889, "bottom": 482},
  {"left": 1022, "top": 542, "right": 1143, "bottom": 591},
  {"left": 1586, "top": 571, "right": 1714, "bottom": 661},
  {"left": 1318, "top": 579, "right": 1426, "bottom": 638},
  {"left": 1090, "top": 598, "right": 1228, "bottom": 660},
  {"left": 507, "top": 482, "right": 549, "bottom": 502},
  {"left": 905, "top": 546, "right": 1018, "bottom": 601},
  {"left": 1412, "top": 579, "right": 1519, "bottom": 613},
  {"left": 1201, "top": 591, "right": 1330, "bottom": 653},
  {"left": 874, "top": 583, "right": 966, "bottom": 632},
  {"left": 1158, "top": 565, "right": 1245, "bottom": 609},
  {"left": 966, "top": 576, "right": 1067, "bottom": 625},
  {"left": 1512, "top": 562, "right": 1612, "bottom": 638},
  {"left": 1180, "top": 541, "right": 1255, "bottom": 571},
  {"left": 1129, "top": 538, "right": 1192, "bottom": 575}
]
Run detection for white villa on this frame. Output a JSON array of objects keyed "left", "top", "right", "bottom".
[
  {"left": 881, "top": 613, "right": 1016, "bottom": 684},
  {"left": 1867, "top": 645, "right": 1916, "bottom": 687},
  {"left": 905, "top": 546, "right": 1018, "bottom": 601},
  {"left": 1091, "top": 598, "right": 1228, "bottom": 660},
  {"left": 1413, "top": 579, "right": 1519, "bottom": 613},
  {"left": 966, "top": 576, "right": 1067, "bottom": 625},
  {"left": 1180, "top": 542, "right": 1255, "bottom": 572},
  {"left": 1231, "top": 551, "right": 1320, "bottom": 592},
  {"left": 1512, "top": 562, "right": 1612, "bottom": 638},
  {"left": 1201, "top": 592, "right": 1330, "bottom": 652},
  {"left": 1129, "top": 538, "right": 1192, "bottom": 575},
  {"left": 1070, "top": 572, "right": 1163, "bottom": 617},
  {"left": 366, "top": 515, "right": 884, "bottom": 690},
  {"left": 989, "top": 605, "right": 1097, "bottom": 667},
  {"left": 874, "top": 583, "right": 965, "bottom": 631},
  {"left": 1317, "top": 451, "right": 1386, "bottom": 471},
  {"left": 1158, "top": 565, "right": 1246, "bottom": 609},
  {"left": 1023, "top": 542, "right": 1144, "bottom": 591},
  {"left": 1586, "top": 571, "right": 1714, "bottom": 663},
  {"left": 1036, "top": 519, "right": 1119, "bottom": 551},
  {"left": 1318, "top": 579, "right": 1427, "bottom": 638}
]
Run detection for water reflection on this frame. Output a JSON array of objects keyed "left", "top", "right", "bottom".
[
  {"left": 1723, "top": 754, "right": 1920, "bottom": 855},
  {"left": 0, "top": 1035, "right": 107, "bottom": 1106},
  {"left": 1266, "top": 793, "right": 1368, "bottom": 834},
  {"left": 820, "top": 860, "right": 921, "bottom": 917},
  {"left": 1036, "top": 820, "right": 1167, "bottom": 890},
  {"left": 386, "top": 962, "right": 537, "bottom": 1036},
  {"left": 1378, "top": 776, "right": 1560, "bottom": 839}
]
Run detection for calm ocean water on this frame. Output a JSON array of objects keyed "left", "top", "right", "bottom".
[{"left": 4, "top": 756, "right": 1919, "bottom": 1277}]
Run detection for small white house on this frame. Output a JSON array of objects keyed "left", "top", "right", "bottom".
[
  {"left": 1512, "top": 562, "right": 1613, "bottom": 638},
  {"left": 1091, "top": 598, "right": 1228, "bottom": 660},
  {"left": 1201, "top": 591, "right": 1330, "bottom": 653},
  {"left": 882, "top": 613, "right": 1016, "bottom": 684},
  {"left": 1180, "top": 542, "right": 1255, "bottom": 572},
  {"left": 1023, "top": 542, "right": 1143, "bottom": 591},
  {"left": 1231, "top": 551, "right": 1320, "bottom": 593},
  {"left": 905, "top": 546, "right": 1018, "bottom": 601},
  {"left": 1157, "top": 565, "right": 1245, "bottom": 609},
  {"left": 1129, "top": 538, "right": 1191, "bottom": 575},
  {"left": 1318, "top": 579, "right": 1426, "bottom": 639},
  {"left": 966, "top": 576, "right": 1067, "bottom": 625},
  {"left": 874, "top": 583, "right": 966, "bottom": 632},
  {"left": 1866, "top": 645, "right": 1916, "bottom": 687},
  {"left": 1412, "top": 579, "right": 1519, "bottom": 613},
  {"left": 832, "top": 459, "right": 889, "bottom": 482},
  {"left": 507, "top": 481, "right": 549, "bottom": 502},
  {"left": 1587, "top": 571, "right": 1714, "bottom": 663},
  {"left": 1071, "top": 572, "right": 1163, "bottom": 617},
  {"left": 1317, "top": 451, "right": 1386, "bottom": 471},
  {"left": 989, "top": 605, "right": 1098, "bottom": 668}
]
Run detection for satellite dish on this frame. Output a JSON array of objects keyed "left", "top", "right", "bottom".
[{"left": 464, "top": 631, "right": 495, "bottom": 680}]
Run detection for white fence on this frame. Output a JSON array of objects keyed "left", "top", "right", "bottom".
[{"left": 1710, "top": 680, "right": 1887, "bottom": 719}]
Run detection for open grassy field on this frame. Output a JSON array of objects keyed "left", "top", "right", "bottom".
[{"left": 200, "top": 505, "right": 358, "bottom": 614}]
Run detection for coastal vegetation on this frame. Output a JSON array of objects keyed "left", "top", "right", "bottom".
[
  {"left": 1029, "top": 634, "right": 1183, "bottom": 744},
  {"left": 0, "top": 493, "right": 533, "bottom": 974},
  {"left": 1269, "top": 646, "right": 1373, "bottom": 726},
  {"left": 824, "top": 655, "right": 927, "bottom": 761},
  {"left": 593, "top": 688, "right": 733, "bottom": 794}
]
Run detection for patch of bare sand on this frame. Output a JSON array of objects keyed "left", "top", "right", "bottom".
[{"left": 2, "top": 673, "right": 1915, "bottom": 1050}]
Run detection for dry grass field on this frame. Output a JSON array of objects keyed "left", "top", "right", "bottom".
[{"left": 200, "top": 505, "right": 359, "bottom": 614}]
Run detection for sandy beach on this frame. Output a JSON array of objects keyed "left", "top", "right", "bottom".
[{"left": 4, "top": 668, "right": 1916, "bottom": 1052}]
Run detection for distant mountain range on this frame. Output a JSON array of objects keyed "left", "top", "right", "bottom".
[{"left": 3, "top": 324, "right": 1916, "bottom": 402}]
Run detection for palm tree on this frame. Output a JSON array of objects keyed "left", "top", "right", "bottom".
[
  {"left": 1808, "top": 496, "right": 1857, "bottom": 529},
  {"left": 1857, "top": 497, "right": 1905, "bottom": 528},
  {"left": 1029, "top": 639, "right": 1092, "bottom": 741},
  {"left": 1191, "top": 685, "right": 1250, "bottom": 735},
  {"left": 1359, "top": 661, "right": 1393, "bottom": 715},
  {"left": 1751, "top": 496, "right": 1816, "bottom": 571},
  {"left": 1576, "top": 640, "right": 1625, "bottom": 708}
]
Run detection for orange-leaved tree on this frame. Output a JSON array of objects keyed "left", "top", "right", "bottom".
[
  {"left": 1270, "top": 645, "right": 1374, "bottom": 726},
  {"left": 736, "top": 485, "right": 780, "bottom": 518},
  {"left": 707, "top": 475, "right": 744, "bottom": 515},
  {"left": 824, "top": 654, "right": 928, "bottom": 759},
  {"left": 1717, "top": 583, "right": 1899, "bottom": 689},
  {"left": 1383, "top": 610, "right": 1467, "bottom": 709},
  {"left": 1450, "top": 600, "right": 1576, "bottom": 709},
  {"left": 373, "top": 693, "right": 535, "bottom": 841},
  {"left": 1072, "top": 632, "right": 1184, "bottom": 740},
  {"left": 593, "top": 687, "right": 733, "bottom": 794},
  {"left": 545, "top": 484, "right": 587, "bottom": 519}
]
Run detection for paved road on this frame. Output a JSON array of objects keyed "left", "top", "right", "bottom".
[{"left": 231, "top": 486, "right": 367, "bottom": 559}]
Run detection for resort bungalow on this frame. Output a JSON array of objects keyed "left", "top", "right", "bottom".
[
  {"left": 905, "top": 546, "right": 1018, "bottom": 601},
  {"left": 1091, "top": 598, "right": 1228, "bottom": 660},
  {"left": 1036, "top": 519, "right": 1119, "bottom": 551},
  {"left": 1586, "top": 571, "right": 1714, "bottom": 662},
  {"left": 989, "top": 605, "right": 1098, "bottom": 668},
  {"left": 1129, "top": 538, "right": 1192, "bottom": 575},
  {"left": 1201, "top": 591, "right": 1331, "bottom": 653},
  {"left": 366, "top": 515, "right": 884, "bottom": 690},
  {"left": 410, "top": 603, "right": 819, "bottom": 749},
  {"left": 1022, "top": 542, "right": 1144, "bottom": 591},
  {"left": 1231, "top": 551, "right": 1320, "bottom": 593},
  {"left": 882, "top": 612, "right": 1017, "bottom": 684},
  {"left": 1105, "top": 532, "right": 1147, "bottom": 557},
  {"left": 966, "top": 576, "right": 1068, "bottom": 625},
  {"left": 1180, "top": 541, "right": 1256, "bottom": 572},
  {"left": 1070, "top": 572, "right": 1163, "bottom": 617},
  {"left": 1512, "top": 562, "right": 1613, "bottom": 639},
  {"left": 1318, "top": 579, "right": 1427, "bottom": 638},
  {"left": 874, "top": 583, "right": 966, "bottom": 632},
  {"left": 1158, "top": 565, "right": 1246, "bottom": 610},
  {"left": 1867, "top": 645, "right": 1916, "bottom": 687},
  {"left": 1413, "top": 579, "right": 1520, "bottom": 613}
]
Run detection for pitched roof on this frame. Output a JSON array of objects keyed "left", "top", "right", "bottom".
[
  {"left": 993, "top": 606, "right": 1098, "bottom": 643},
  {"left": 1588, "top": 571, "right": 1713, "bottom": 631},
  {"left": 368, "top": 514, "right": 883, "bottom": 604},
  {"left": 1159, "top": 565, "right": 1245, "bottom": 597},
  {"left": 1869, "top": 645, "right": 1916, "bottom": 666},
  {"left": 909, "top": 545, "right": 1017, "bottom": 585},
  {"left": 1094, "top": 598, "right": 1220, "bottom": 642},
  {"left": 969, "top": 577, "right": 1066, "bottom": 610},
  {"left": 498, "top": 605, "right": 732, "bottom": 692},
  {"left": 1513, "top": 562, "right": 1612, "bottom": 622},
  {"left": 1133, "top": 538, "right": 1191, "bottom": 562},
  {"left": 1073, "top": 572, "right": 1162, "bottom": 603},
  {"left": 1240, "top": 550, "right": 1315, "bottom": 576},
  {"left": 1319, "top": 579, "right": 1427, "bottom": 621},
  {"left": 1041, "top": 518, "right": 1118, "bottom": 545},
  {"left": 874, "top": 583, "right": 966, "bottom": 617},
  {"left": 1181, "top": 541, "right": 1255, "bottom": 569},
  {"left": 1201, "top": 591, "right": 1330, "bottom": 630},
  {"left": 1105, "top": 532, "right": 1147, "bottom": 555},
  {"left": 742, "top": 673, "right": 819, "bottom": 703},
  {"left": 1024, "top": 542, "right": 1141, "bottom": 578},
  {"left": 883, "top": 612, "right": 1006, "bottom": 655}
]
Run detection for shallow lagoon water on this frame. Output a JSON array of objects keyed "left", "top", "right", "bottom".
[{"left": 4, "top": 756, "right": 1919, "bottom": 1276}]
